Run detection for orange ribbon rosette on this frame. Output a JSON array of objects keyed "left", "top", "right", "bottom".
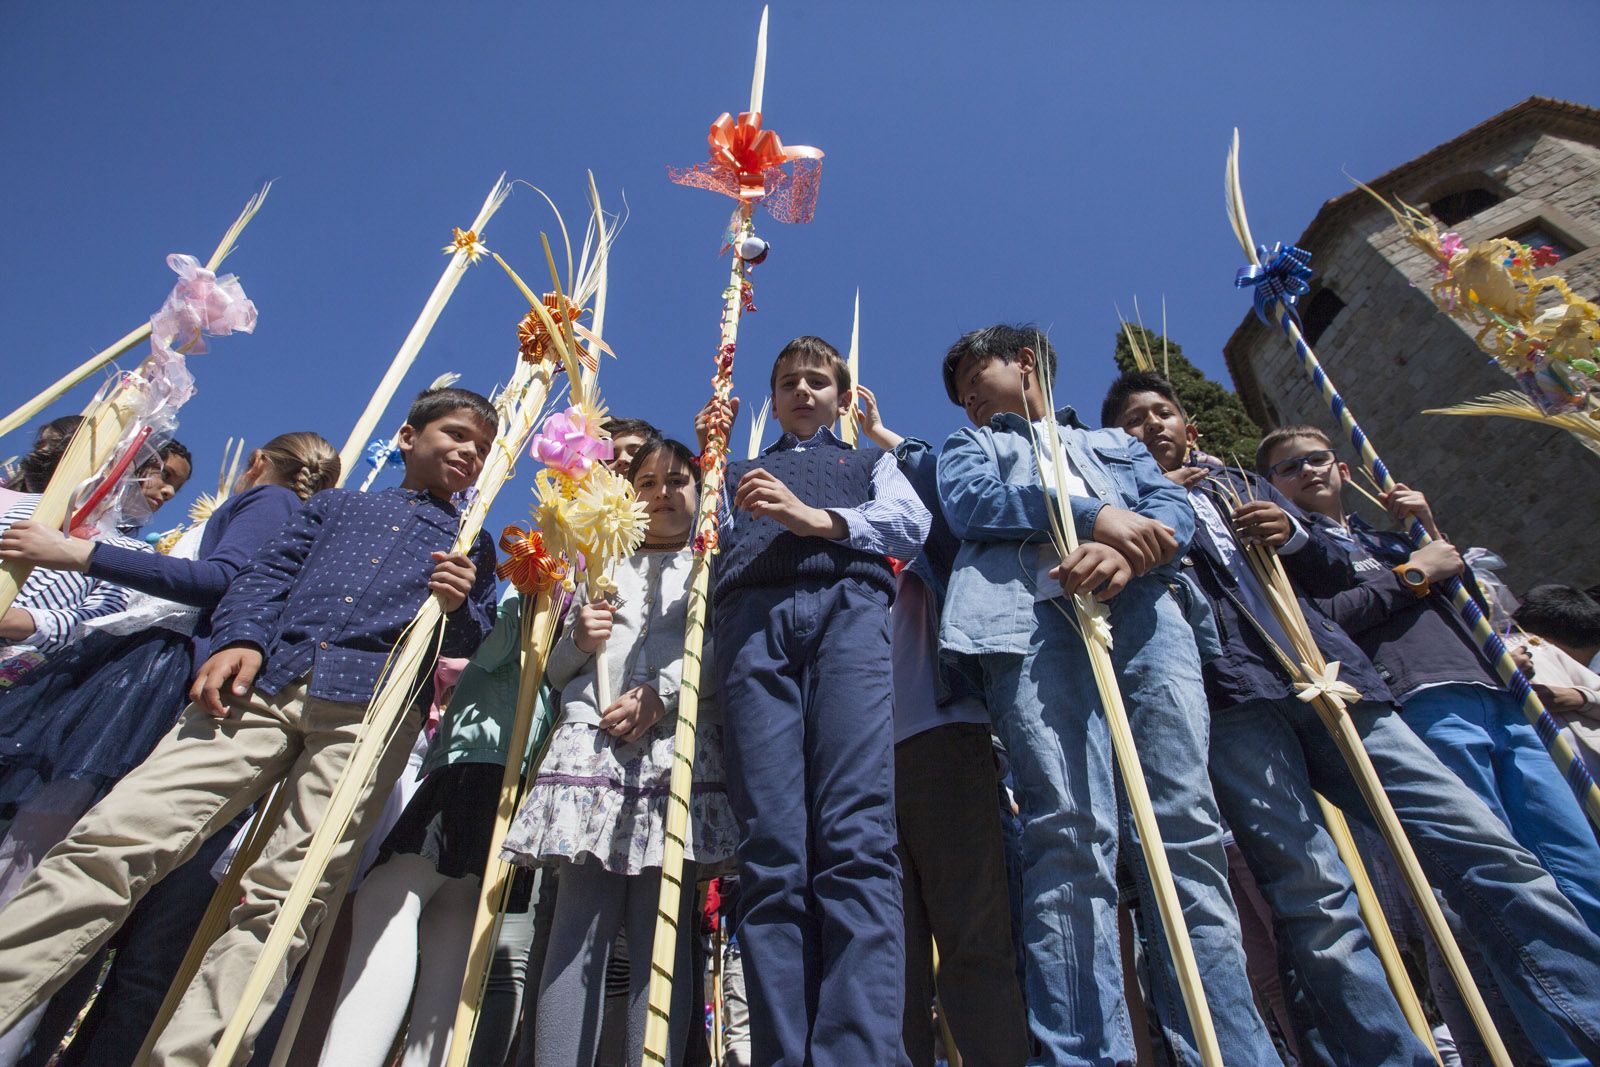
[
  {"left": 497, "top": 524, "right": 568, "bottom": 594},
  {"left": 670, "top": 111, "right": 824, "bottom": 224},
  {"left": 517, "top": 292, "right": 608, "bottom": 373}
]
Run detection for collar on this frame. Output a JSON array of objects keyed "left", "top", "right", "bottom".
[
  {"left": 766, "top": 425, "right": 848, "bottom": 454},
  {"left": 987, "top": 404, "right": 1086, "bottom": 433}
]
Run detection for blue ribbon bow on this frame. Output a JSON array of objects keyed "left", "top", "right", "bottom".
[
  {"left": 365, "top": 438, "right": 402, "bottom": 470},
  {"left": 1236, "top": 242, "right": 1314, "bottom": 325}
]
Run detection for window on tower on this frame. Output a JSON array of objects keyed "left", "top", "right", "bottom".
[
  {"left": 1504, "top": 220, "right": 1580, "bottom": 262},
  {"left": 1300, "top": 287, "right": 1347, "bottom": 347},
  {"left": 1429, "top": 187, "right": 1502, "bottom": 226}
]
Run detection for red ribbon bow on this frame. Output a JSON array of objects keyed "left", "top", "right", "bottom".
[{"left": 670, "top": 111, "right": 824, "bottom": 223}]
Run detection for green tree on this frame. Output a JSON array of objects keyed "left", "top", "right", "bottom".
[{"left": 1114, "top": 324, "right": 1262, "bottom": 462}]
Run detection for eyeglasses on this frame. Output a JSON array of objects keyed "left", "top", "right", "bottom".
[{"left": 1266, "top": 449, "right": 1336, "bottom": 480}]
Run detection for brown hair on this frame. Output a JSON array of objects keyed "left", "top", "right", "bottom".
[
  {"left": 769, "top": 335, "right": 850, "bottom": 396},
  {"left": 255, "top": 432, "right": 341, "bottom": 500},
  {"left": 1255, "top": 424, "right": 1335, "bottom": 475},
  {"left": 17, "top": 415, "right": 85, "bottom": 492}
]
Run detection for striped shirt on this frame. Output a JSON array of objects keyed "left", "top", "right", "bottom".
[{"left": 0, "top": 494, "right": 149, "bottom": 663}]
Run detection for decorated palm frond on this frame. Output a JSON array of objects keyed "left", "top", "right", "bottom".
[{"left": 1424, "top": 389, "right": 1600, "bottom": 459}]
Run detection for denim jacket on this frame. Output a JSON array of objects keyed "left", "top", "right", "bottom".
[{"left": 936, "top": 406, "right": 1200, "bottom": 658}]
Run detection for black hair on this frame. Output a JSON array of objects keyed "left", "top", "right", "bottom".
[
  {"left": 1514, "top": 585, "right": 1600, "bottom": 649},
  {"left": 1100, "top": 370, "right": 1184, "bottom": 430},
  {"left": 17, "top": 415, "right": 85, "bottom": 492},
  {"left": 770, "top": 335, "right": 849, "bottom": 396},
  {"left": 629, "top": 437, "right": 702, "bottom": 487},
  {"left": 406, "top": 386, "right": 497, "bottom": 434},
  {"left": 602, "top": 417, "right": 663, "bottom": 444},
  {"left": 1255, "top": 425, "right": 1335, "bottom": 476},
  {"left": 158, "top": 438, "right": 192, "bottom": 467},
  {"left": 941, "top": 324, "right": 1057, "bottom": 406}
]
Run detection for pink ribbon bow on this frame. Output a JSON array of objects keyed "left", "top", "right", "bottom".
[{"left": 149, "top": 253, "right": 258, "bottom": 354}]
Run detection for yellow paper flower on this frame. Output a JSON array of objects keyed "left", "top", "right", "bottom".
[
  {"left": 188, "top": 491, "right": 226, "bottom": 526},
  {"left": 566, "top": 466, "right": 649, "bottom": 593},
  {"left": 533, "top": 468, "right": 583, "bottom": 586}
]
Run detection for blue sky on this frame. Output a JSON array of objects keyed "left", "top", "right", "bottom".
[{"left": 3, "top": 2, "right": 1598, "bottom": 537}]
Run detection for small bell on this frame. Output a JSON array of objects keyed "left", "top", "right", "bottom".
[{"left": 736, "top": 234, "right": 769, "bottom": 264}]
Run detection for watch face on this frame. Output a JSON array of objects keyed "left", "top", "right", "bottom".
[{"left": 1404, "top": 568, "right": 1426, "bottom": 586}]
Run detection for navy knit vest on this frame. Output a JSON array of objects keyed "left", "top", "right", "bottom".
[{"left": 714, "top": 438, "right": 894, "bottom": 605}]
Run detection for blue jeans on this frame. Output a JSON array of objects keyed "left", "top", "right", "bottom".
[
  {"left": 978, "top": 580, "right": 1277, "bottom": 1067},
  {"left": 1211, "top": 695, "right": 1600, "bottom": 1063},
  {"left": 714, "top": 578, "right": 907, "bottom": 1067},
  {"left": 1404, "top": 682, "right": 1600, "bottom": 1066}
]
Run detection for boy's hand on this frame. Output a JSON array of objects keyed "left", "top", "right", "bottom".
[
  {"left": 1534, "top": 683, "right": 1587, "bottom": 714},
  {"left": 573, "top": 599, "right": 615, "bottom": 654},
  {"left": 734, "top": 468, "right": 845, "bottom": 538},
  {"left": 191, "top": 645, "right": 264, "bottom": 717},
  {"left": 598, "top": 684, "right": 666, "bottom": 744},
  {"left": 853, "top": 385, "right": 904, "bottom": 450},
  {"left": 1164, "top": 466, "right": 1210, "bottom": 490},
  {"left": 0, "top": 521, "right": 93, "bottom": 572},
  {"left": 1091, "top": 506, "right": 1178, "bottom": 575},
  {"left": 1052, "top": 543, "right": 1133, "bottom": 603},
  {"left": 1380, "top": 483, "right": 1440, "bottom": 539},
  {"left": 695, "top": 395, "right": 741, "bottom": 452},
  {"left": 1233, "top": 501, "right": 1294, "bottom": 548},
  {"left": 1407, "top": 540, "right": 1464, "bottom": 583},
  {"left": 1512, "top": 644, "right": 1535, "bottom": 677},
  {"left": 429, "top": 552, "right": 476, "bottom": 612}
]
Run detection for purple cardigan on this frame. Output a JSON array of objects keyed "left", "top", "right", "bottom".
[{"left": 85, "top": 484, "right": 301, "bottom": 662}]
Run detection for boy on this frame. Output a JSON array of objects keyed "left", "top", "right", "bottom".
[
  {"left": 712, "top": 335, "right": 930, "bottom": 1066},
  {"left": 852, "top": 383, "right": 1029, "bottom": 1066},
  {"left": 0, "top": 387, "right": 499, "bottom": 1064},
  {"left": 1516, "top": 584, "right": 1600, "bottom": 775},
  {"left": 1106, "top": 369, "right": 1600, "bottom": 1063},
  {"left": 938, "top": 325, "right": 1277, "bottom": 1066}
]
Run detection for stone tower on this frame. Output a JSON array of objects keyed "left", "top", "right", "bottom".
[{"left": 1224, "top": 97, "right": 1600, "bottom": 592}]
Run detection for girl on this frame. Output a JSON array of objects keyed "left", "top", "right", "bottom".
[
  {"left": 503, "top": 436, "right": 736, "bottom": 1066},
  {"left": 0, "top": 431, "right": 339, "bottom": 905},
  {"left": 0, "top": 417, "right": 176, "bottom": 687}
]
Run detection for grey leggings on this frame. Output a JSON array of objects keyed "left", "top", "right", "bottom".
[{"left": 535, "top": 859, "right": 697, "bottom": 1066}]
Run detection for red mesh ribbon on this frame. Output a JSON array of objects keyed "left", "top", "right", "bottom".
[
  {"left": 669, "top": 112, "right": 824, "bottom": 224},
  {"left": 497, "top": 524, "right": 567, "bottom": 593},
  {"left": 518, "top": 293, "right": 599, "bottom": 373}
]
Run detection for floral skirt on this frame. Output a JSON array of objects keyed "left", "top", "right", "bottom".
[{"left": 501, "top": 715, "right": 736, "bottom": 876}]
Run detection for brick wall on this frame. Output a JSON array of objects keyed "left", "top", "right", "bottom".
[{"left": 1232, "top": 127, "right": 1600, "bottom": 592}]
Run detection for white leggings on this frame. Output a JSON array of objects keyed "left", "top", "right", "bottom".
[{"left": 318, "top": 853, "right": 479, "bottom": 1067}]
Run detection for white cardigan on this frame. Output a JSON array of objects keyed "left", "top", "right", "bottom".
[{"left": 546, "top": 548, "right": 719, "bottom": 728}]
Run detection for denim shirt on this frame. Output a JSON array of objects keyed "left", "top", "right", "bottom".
[
  {"left": 209, "top": 486, "right": 498, "bottom": 704},
  {"left": 936, "top": 406, "right": 1197, "bottom": 658}
]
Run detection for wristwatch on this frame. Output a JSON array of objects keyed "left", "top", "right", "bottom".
[{"left": 1393, "top": 564, "right": 1430, "bottom": 598}]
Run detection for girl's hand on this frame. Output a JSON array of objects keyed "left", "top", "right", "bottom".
[
  {"left": 599, "top": 684, "right": 666, "bottom": 744},
  {"left": 1051, "top": 543, "right": 1133, "bottom": 602},
  {"left": 429, "top": 552, "right": 477, "bottom": 612},
  {"left": 0, "top": 521, "right": 93, "bottom": 572},
  {"left": 853, "top": 385, "right": 904, "bottom": 450},
  {"left": 573, "top": 600, "right": 615, "bottom": 654}
]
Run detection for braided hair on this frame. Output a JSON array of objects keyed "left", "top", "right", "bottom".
[{"left": 255, "top": 432, "right": 341, "bottom": 500}]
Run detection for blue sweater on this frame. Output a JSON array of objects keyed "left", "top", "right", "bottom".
[{"left": 86, "top": 484, "right": 301, "bottom": 662}]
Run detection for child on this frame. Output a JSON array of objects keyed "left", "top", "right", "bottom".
[
  {"left": 1515, "top": 584, "right": 1600, "bottom": 776},
  {"left": 0, "top": 386, "right": 498, "bottom": 1065},
  {"left": 937, "top": 325, "right": 1275, "bottom": 1066},
  {"left": 851, "top": 384, "right": 1028, "bottom": 1066},
  {"left": 1105, "top": 369, "right": 1600, "bottom": 1063},
  {"left": 0, "top": 432, "right": 340, "bottom": 907},
  {"left": 0, "top": 420, "right": 188, "bottom": 686},
  {"left": 713, "top": 335, "right": 929, "bottom": 1066},
  {"left": 501, "top": 437, "right": 736, "bottom": 1066},
  {"left": 1259, "top": 427, "right": 1600, "bottom": 923}
]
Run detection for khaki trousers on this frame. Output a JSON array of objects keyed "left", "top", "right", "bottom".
[{"left": 0, "top": 680, "right": 419, "bottom": 1066}]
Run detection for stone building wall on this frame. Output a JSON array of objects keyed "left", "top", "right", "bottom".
[{"left": 1227, "top": 105, "right": 1600, "bottom": 593}]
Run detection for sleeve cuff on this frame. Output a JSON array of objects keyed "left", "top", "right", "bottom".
[
  {"left": 830, "top": 508, "right": 873, "bottom": 551},
  {"left": 1276, "top": 520, "right": 1310, "bottom": 555}
]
